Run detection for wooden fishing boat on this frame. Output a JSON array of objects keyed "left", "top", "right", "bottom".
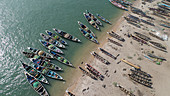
[
  {"left": 127, "top": 14, "right": 140, "bottom": 23},
  {"left": 107, "top": 38, "right": 123, "bottom": 47},
  {"left": 21, "top": 61, "right": 49, "bottom": 84},
  {"left": 91, "top": 51, "right": 110, "bottom": 65},
  {"left": 109, "top": 0, "right": 128, "bottom": 11},
  {"left": 27, "top": 47, "right": 53, "bottom": 59},
  {"left": 149, "top": 41, "right": 166, "bottom": 50},
  {"left": 40, "top": 33, "right": 65, "bottom": 48},
  {"left": 77, "top": 21, "right": 96, "bottom": 38},
  {"left": 33, "top": 64, "right": 64, "bottom": 80},
  {"left": 130, "top": 34, "right": 148, "bottom": 45},
  {"left": 83, "top": 13, "right": 100, "bottom": 30},
  {"left": 140, "top": 19, "right": 155, "bottom": 26},
  {"left": 39, "top": 39, "right": 63, "bottom": 54},
  {"left": 86, "top": 10, "right": 103, "bottom": 26},
  {"left": 53, "top": 28, "right": 81, "bottom": 42},
  {"left": 121, "top": 59, "right": 141, "bottom": 69},
  {"left": 134, "top": 32, "right": 151, "bottom": 41},
  {"left": 98, "top": 47, "right": 117, "bottom": 60},
  {"left": 160, "top": 24, "right": 170, "bottom": 28},
  {"left": 144, "top": 55, "right": 162, "bottom": 65},
  {"left": 147, "top": 53, "right": 166, "bottom": 61},
  {"left": 79, "top": 66, "right": 97, "bottom": 80},
  {"left": 162, "top": 0, "right": 170, "bottom": 5},
  {"left": 48, "top": 50, "right": 74, "bottom": 67},
  {"left": 24, "top": 72, "right": 49, "bottom": 96},
  {"left": 79, "top": 28, "right": 99, "bottom": 44},
  {"left": 65, "top": 89, "right": 75, "bottom": 96},
  {"left": 130, "top": 69, "right": 152, "bottom": 78},
  {"left": 149, "top": 32, "right": 164, "bottom": 41},
  {"left": 115, "top": 0, "right": 128, "bottom": 8},
  {"left": 45, "top": 30, "right": 68, "bottom": 45},
  {"left": 107, "top": 31, "right": 125, "bottom": 42},
  {"left": 85, "top": 63, "right": 104, "bottom": 80},
  {"left": 124, "top": 16, "right": 138, "bottom": 23},
  {"left": 96, "top": 14, "right": 112, "bottom": 24},
  {"left": 127, "top": 21, "right": 141, "bottom": 28},
  {"left": 129, "top": 73, "right": 152, "bottom": 81}
]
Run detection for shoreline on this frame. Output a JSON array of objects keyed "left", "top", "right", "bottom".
[{"left": 66, "top": 0, "right": 170, "bottom": 96}]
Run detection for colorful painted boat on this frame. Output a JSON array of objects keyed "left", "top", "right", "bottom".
[
  {"left": 65, "top": 89, "right": 75, "bottom": 96},
  {"left": 48, "top": 50, "right": 74, "bottom": 67},
  {"left": 33, "top": 64, "right": 64, "bottom": 80},
  {"left": 130, "top": 69, "right": 152, "bottom": 78},
  {"left": 91, "top": 51, "right": 110, "bottom": 65},
  {"left": 27, "top": 47, "right": 53, "bottom": 59},
  {"left": 121, "top": 59, "right": 141, "bottom": 69},
  {"left": 77, "top": 21, "right": 96, "bottom": 38},
  {"left": 107, "top": 38, "right": 123, "bottom": 47},
  {"left": 96, "top": 14, "right": 112, "bottom": 24},
  {"left": 24, "top": 72, "right": 49, "bottom": 96},
  {"left": 98, "top": 47, "right": 117, "bottom": 59},
  {"left": 79, "top": 28, "right": 99, "bottom": 44},
  {"left": 134, "top": 32, "right": 151, "bottom": 41},
  {"left": 149, "top": 41, "right": 166, "bottom": 50},
  {"left": 83, "top": 12, "right": 100, "bottom": 30},
  {"left": 79, "top": 66, "right": 97, "bottom": 80},
  {"left": 40, "top": 33, "right": 65, "bottom": 48},
  {"left": 45, "top": 30, "right": 68, "bottom": 45},
  {"left": 39, "top": 39, "right": 63, "bottom": 54},
  {"left": 107, "top": 31, "right": 125, "bottom": 42},
  {"left": 130, "top": 34, "right": 148, "bottom": 45},
  {"left": 86, "top": 10, "right": 103, "bottom": 26},
  {"left": 109, "top": 0, "right": 128, "bottom": 11},
  {"left": 21, "top": 61, "right": 49, "bottom": 84},
  {"left": 53, "top": 28, "right": 81, "bottom": 42}
]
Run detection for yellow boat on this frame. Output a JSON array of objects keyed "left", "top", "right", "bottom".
[{"left": 121, "top": 59, "right": 141, "bottom": 69}]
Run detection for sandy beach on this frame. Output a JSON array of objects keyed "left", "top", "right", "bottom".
[{"left": 66, "top": 0, "right": 170, "bottom": 96}]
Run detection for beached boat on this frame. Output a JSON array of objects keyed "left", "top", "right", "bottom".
[
  {"left": 48, "top": 50, "right": 74, "bottom": 67},
  {"left": 39, "top": 39, "right": 63, "bottom": 54},
  {"left": 91, "top": 51, "right": 110, "bottom": 65},
  {"left": 77, "top": 21, "right": 96, "bottom": 38},
  {"left": 27, "top": 47, "right": 53, "bottom": 59},
  {"left": 45, "top": 30, "right": 68, "bottom": 45},
  {"left": 99, "top": 47, "right": 117, "bottom": 60},
  {"left": 107, "top": 31, "right": 125, "bottom": 42},
  {"left": 21, "top": 61, "right": 49, "bottom": 84},
  {"left": 79, "top": 28, "right": 99, "bottom": 44},
  {"left": 83, "top": 13, "right": 100, "bottom": 30},
  {"left": 85, "top": 63, "right": 104, "bottom": 80},
  {"left": 149, "top": 32, "right": 164, "bottom": 41},
  {"left": 149, "top": 41, "right": 166, "bottom": 50},
  {"left": 127, "top": 14, "right": 140, "bottom": 23},
  {"left": 33, "top": 64, "right": 64, "bottom": 80},
  {"left": 140, "top": 19, "right": 155, "bottom": 26},
  {"left": 40, "top": 33, "right": 65, "bottom": 48},
  {"left": 130, "top": 34, "right": 148, "bottom": 45},
  {"left": 147, "top": 53, "right": 166, "bottom": 61},
  {"left": 134, "top": 32, "right": 151, "bottom": 41},
  {"left": 130, "top": 69, "right": 152, "bottom": 78},
  {"left": 124, "top": 16, "right": 138, "bottom": 23},
  {"left": 107, "top": 38, "right": 123, "bottom": 47},
  {"left": 160, "top": 24, "right": 170, "bottom": 28},
  {"left": 65, "top": 89, "right": 75, "bottom": 96},
  {"left": 121, "top": 59, "right": 141, "bottom": 69},
  {"left": 162, "top": 0, "right": 170, "bottom": 5},
  {"left": 144, "top": 55, "right": 162, "bottom": 65},
  {"left": 24, "top": 72, "right": 49, "bottom": 96},
  {"left": 53, "top": 28, "right": 81, "bottom": 42},
  {"left": 127, "top": 21, "right": 141, "bottom": 28},
  {"left": 109, "top": 0, "right": 128, "bottom": 11},
  {"left": 129, "top": 73, "right": 152, "bottom": 81},
  {"left": 86, "top": 10, "right": 103, "bottom": 26},
  {"left": 79, "top": 66, "right": 97, "bottom": 80},
  {"left": 96, "top": 14, "right": 112, "bottom": 24}
]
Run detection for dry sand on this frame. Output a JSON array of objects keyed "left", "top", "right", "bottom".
[{"left": 66, "top": 0, "right": 170, "bottom": 96}]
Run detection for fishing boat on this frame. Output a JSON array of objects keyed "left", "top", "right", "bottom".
[
  {"left": 79, "top": 28, "right": 99, "bottom": 44},
  {"left": 147, "top": 53, "right": 166, "bottom": 61},
  {"left": 130, "top": 69, "right": 152, "bottom": 78},
  {"left": 140, "top": 19, "right": 155, "bottom": 26},
  {"left": 149, "top": 32, "right": 164, "bottom": 41},
  {"left": 21, "top": 61, "right": 49, "bottom": 84},
  {"left": 48, "top": 50, "right": 74, "bottom": 67},
  {"left": 53, "top": 28, "right": 81, "bottom": 42},
  {"left": 121, "top": 59, "right": 141, "bottom": 69},
  {"left": 27, "top": 47, "right": 53, "bottom": 59},
  {"left": 83, "top": 12, "right": 100, "bottom": 30},
  {"left": 40, "top": 33, "right": 65, "bottom": 48},
  {"left": 98, "top": 47, "right": 117, "bottom": 60},
  {"left": 149, "top": 41, "right": 166, "bottom": 50},
  {"left": 45, "top": 30, "right": 68, "bottom": 45},
  {"left": 85, "top": 63, "right": 104, "bottom": 80},
  {"left": 65, "top": 89, "right": 75, "bottom": 96},
  {"left": 109, "top": 0, "right": 128, "bottom": 11},
  {"left": 91, "top": 51, "right": 110, "bottom": 65},
  {"left": 107, "top": 31, "right": 125, "bottom": 42},
  {"left": 160, "top": 24, "right": 170, "bottom": 28},
  {"left": 96, "top": 14, "right": 112, "bottom": 24},
  {"left": 79, "top": 66, "right": 97, "bottom": 80},
  {"left": 127, "top": 21, "right": 141, "bottom": 28},
  {"left": 86, "top": 10, "right": 103, "bottom": 26},
  {"left": 107, "top": 38, "right": 123, "bottom": 47},
  {"left": 33, "top": 64, "right": 64, "bottom": 80},
  {"left": 143, "top": 55, "right": 162, "bottom": 65},
  {"left": 39, "top": 39, "right": 63, "bottom": 54},
  {"left": 24, "top": 72, "right": 49, "bottom": 96},
  {"left": 77, "top": 21, "right": 96, "bottom": 38},
  {"left": 127, "top": 14, "right": 140, "bottom": 23},
  {"left": 134, "top": 32, "right": 151, "bottom": 41},
  {"left": 129, "top": 73, "right": 152, "bottom": 81},
  {"left": 130, "top": 34, "right": 148, "bottom": 45}
]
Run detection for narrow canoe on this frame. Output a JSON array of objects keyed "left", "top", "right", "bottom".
[
  {"left": 86, "top": 10, "right": 103, "bottom": 26},
  {"left": 65, "top": 89, "right": 75, "bottom": 96},
  {"left": 109, "top": 0, "right": 128, "bottom": 11},
  {"left": 107, "top": 31, "right": 125, "bottom": 42},
  {"left": 21, "top": 61, "right": 49, "bottom": 84},
  {"left": 91, "top": 51, "right": 110, "bottom": 65},
  {"left": 53, "top": 28, "right": 81, "bottom": 42},
  {"left": 83, "top": 12, "right": 100, "bottom": 30},
  {"left": 39, "top": 39, "right": 63, "bottom": 54},
  {"left": 33, "top": 64, "right": 64, "bottom": 80},
  {"left": 45, "top": 30, "right": 68, "bottom": 45},
  {"left": 40, "top": 33, "right": 65, "bottom": 48},
  {"left": 79, "top": 28, "right": 99, "bottom": 44},
  {"left": 77, "top": 21, "right": 96, "bottom": 38},
  {"left": 27, "top": 47, "right": 53, "bottom": 59},
  {"left": 96, "top": 14, "right": 112, "bottom": 24},
  {"left": 24, "top": 72, "right": 49, "bottom": 96},
  {"left": 98, "top": 47, "right": 117, "bottom": 59},
  {"left": 48, "top": 50, "right": 74, "bottom": 67}
]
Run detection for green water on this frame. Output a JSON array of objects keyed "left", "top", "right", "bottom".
[{"left": 0, "top": 0, "right": 132, "bottom": 96}]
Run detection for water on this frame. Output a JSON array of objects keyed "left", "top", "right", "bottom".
[{"left": 0, "top": 0, "right": 132, "bottom": 96}]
